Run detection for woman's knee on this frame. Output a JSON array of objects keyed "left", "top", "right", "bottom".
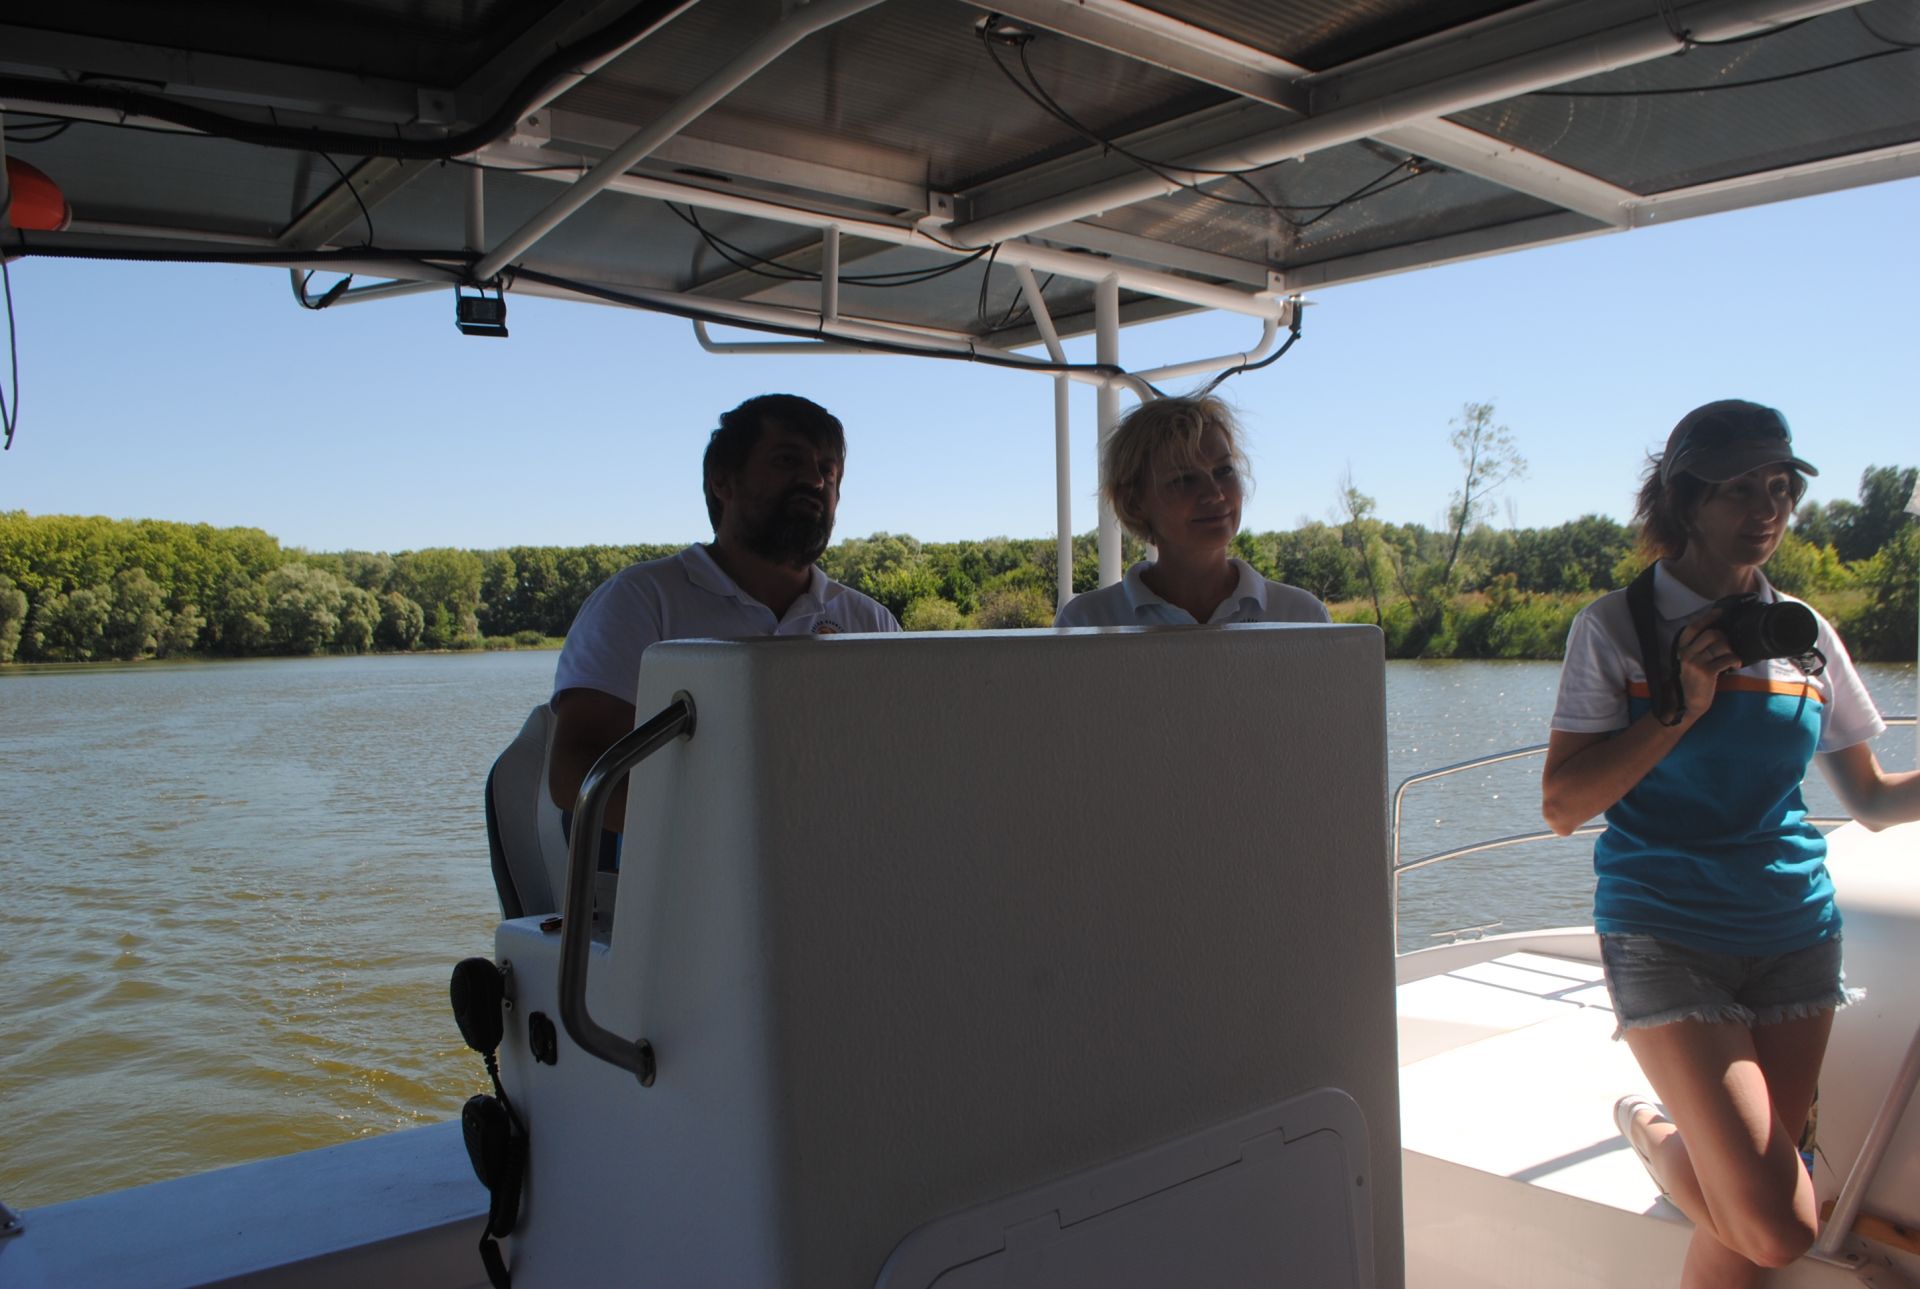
[{"left": 1724, "top": 1209, "right": 1816, "bottom": 1269}]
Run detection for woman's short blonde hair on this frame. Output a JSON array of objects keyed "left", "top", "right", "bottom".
[{"left": 1100, "top": 395, "right": 1253, "bottom": 542}]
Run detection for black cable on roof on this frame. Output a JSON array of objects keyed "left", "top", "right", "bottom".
[
  {"left": 0, "top": 0, "right": 692, "bottom": 161},
  {"left": 316, "top": 153, "right": 376, "bottom": 248},
  {"left": 1193, "top": 305, "right": 1303, "bottom": 398},
  {"left": 1854, "top": 6, "right": 1920, "bottom": 48},
  {"left": 667, "top": 204, "right": 995, "bottom": 288},
  {"left": 5, "top": 236, "right": 475, "bottom": 273},
  {"left": 977, "top": 19, "right": 1433, "bottom": 228},
  {"left": 0, "top": 257, "right": 18, "bottom": 451}
]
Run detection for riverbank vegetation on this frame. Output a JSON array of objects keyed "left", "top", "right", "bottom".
[{"left": 1, "top": 465, "right": 1912, "bottom": 664}]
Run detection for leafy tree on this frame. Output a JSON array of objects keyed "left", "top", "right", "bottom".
[
  {"left": 1268, "top": 523, "right": 1354, "bottom": 603},
  {"left": 1489, "top": 515, "right": 1634, "bottom": 594},
  {"left": 103, "top": 567, "right": 167, "bottom": 659},
  {"left": 975, "top": 586, "right": 1053, "bottom": 629},
  {"left": 1763, "top": 530, "right": 1850, "bottom": 597},
  {"left": 377, "top": 592, "right": 426, "bottom": 651},
  {"left": 1843, "top": 525, "right": 1917, "bottom": 661},
  {"left": 0, "top": 574, "right": 28, "bottom": 663},
  {"left": 33, "top": 586, "right": 111, "bottom": 661},
  {"left": 1336, "top": 473, "right": 1390, "bottom": 626},
  {"left": 263, "top": 563, "right": 347, "bottom": 654},
  {"left": 1796, "top": 466, "right": 1918, "bottom": 563},
  {"left": 901, "top": 596, "right": 966, "bottom": 630},
  {"left": 156, "top": 604, "right": 206, "bottom": 658},
  {"left": 392, "top": 548, "right": 483, "bottom": 646},
  {"left": 213, "top": 578, "right": 272, "bottom": 654},
  {"left": 477, "top": 550, "right": 518, "bottom": 637},
  {"left": 1442, "top": 402, "right": 1526, "bottom": 581},
  {"left": 500, "top": 545, "right": 564, "bottom": 635},
  {"left": 336, "top": 586, "right": 380, "bottom": 653},
  {"left": 425, "top": 604, "right": 459, "bottom": 649}
]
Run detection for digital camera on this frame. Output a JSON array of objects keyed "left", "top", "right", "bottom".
[{"left": 1714, "top": 593, "right": 1818, "bottom": 667}]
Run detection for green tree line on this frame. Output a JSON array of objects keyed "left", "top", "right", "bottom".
[{"left": 0, "top": 463, "right": 1912, "bottom": 665}]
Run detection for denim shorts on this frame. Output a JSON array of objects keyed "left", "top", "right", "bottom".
[{"left": 1598, "top": 933, "right": 1861, "bottom": 1040}]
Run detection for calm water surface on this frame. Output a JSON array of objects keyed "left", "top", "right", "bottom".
[{"left": 1, "top": 651, "right": 1912, "bottom": 1206}]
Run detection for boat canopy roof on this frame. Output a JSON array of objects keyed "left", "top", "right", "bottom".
[{"left": 4, "top": 0, "right": 1917, "bottom": 352}]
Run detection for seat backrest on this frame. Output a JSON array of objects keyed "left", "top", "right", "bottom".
[{"left": 484, "top": 704, "right": 570, "bottom": 919}]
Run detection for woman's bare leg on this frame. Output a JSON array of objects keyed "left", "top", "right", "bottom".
[{"left": 1621, "top": 1011, "right": 1831, "bottom": 1286}]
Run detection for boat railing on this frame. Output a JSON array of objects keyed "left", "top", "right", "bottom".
[{"left": 1389, "top": 716, "right": 1918, "bottom": 951}]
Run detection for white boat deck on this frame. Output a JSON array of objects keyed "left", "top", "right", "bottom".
[
  {"left": 1395, "top": 943, "right": 1894, "bottom": 1288},
  {"left": 1399, "top": 951, "right": 1663, "bottom": 1214}
]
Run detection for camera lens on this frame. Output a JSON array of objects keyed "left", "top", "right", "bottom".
[
  {"left": 1717, "top": 596, "right": 1818, "bottom": 666},
  {"left": 1758, "top": 601, "right": 1817, "bottom": 659}
]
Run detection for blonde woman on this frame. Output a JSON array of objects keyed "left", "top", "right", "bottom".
[{"left": 1055, "top": 396, "right": 1328, "bottom": 628}]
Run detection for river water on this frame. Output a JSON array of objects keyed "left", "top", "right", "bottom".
[{"left": 1, "top": 650, "right": 1912, "bottom": 1208}]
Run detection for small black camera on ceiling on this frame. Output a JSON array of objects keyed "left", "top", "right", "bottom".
[{"left": 455, "top": 289, "right": 508, "bottom": 338}]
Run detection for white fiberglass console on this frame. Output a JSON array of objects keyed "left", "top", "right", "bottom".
[{"left": 493, "top": 625, "right": 1398, "bottom": 1287}]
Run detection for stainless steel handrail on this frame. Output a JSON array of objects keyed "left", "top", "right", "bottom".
[
  {"left": 1388, "top": 715, "right": 1916, "bottom": 945},
  {"left": 558, "top": 693, "right": 696, "bottom": 1086},
  {"left": 1391, "top": 742, "right": 1549, "bottom": 871},
  {"left": 1810, "top": 1019, "right": 1920, "bottom": 1270}
]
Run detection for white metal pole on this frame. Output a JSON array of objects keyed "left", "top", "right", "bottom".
[
  {"left": 1054, "top": 377, "right": 1073, "bottom": 607},
  {"left": 1095, "top": 274, "right": 1122, "bottom": 586},
  {"left": 821, "top": 224, "right": 840, "bottom": 325},
  {"left": 1910, "top": 484, "right": 1920, "bottom": 762},
  {"left": 1014, "top": 264, "right": 1075, "bottom": 609}
]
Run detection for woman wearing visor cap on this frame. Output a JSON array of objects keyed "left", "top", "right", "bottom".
[{"left": 1541, "top": 400, "right": 1920, "bottom": 1287}]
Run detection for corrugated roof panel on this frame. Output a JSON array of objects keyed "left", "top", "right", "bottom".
[
  {"left": 562, "top": 0, "right": 1240, "bottom": 196},
  {"left": 1157, "top": 0, "right": 1523, "bottom": 69},
  {"left": 1075, "top": 143, "right": 1563, "bottom": 272},
  {"left": 1453, "top": 7, "right": 1920, "bottom": 194}
]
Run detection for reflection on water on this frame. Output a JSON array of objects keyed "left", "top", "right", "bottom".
[
  {"left": 0, "top": 652, "right": 552, "bottom": 1208},
  {"left": 0, "top": 653, "right": 1911, "bottom": 1206}
]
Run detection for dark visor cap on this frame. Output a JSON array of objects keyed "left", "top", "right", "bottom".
[{"left": 1659, "top": 399, "right": 1818, "bottom": 486}]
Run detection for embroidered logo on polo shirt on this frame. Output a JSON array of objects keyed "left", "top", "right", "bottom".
[{"left": 812, "top": 619, "right": 844, "bottom": 635}]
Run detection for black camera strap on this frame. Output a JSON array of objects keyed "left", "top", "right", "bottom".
[
  {"left": 1629, "top": 564, "right": 1830, "bottom": 728},
  {"left": 1624, "top": 565, "right": 1684, "bottom": 726}
]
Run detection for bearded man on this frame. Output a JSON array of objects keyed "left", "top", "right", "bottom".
[{"left": 547, "top": 393, "right": 899, "bottom": 822}]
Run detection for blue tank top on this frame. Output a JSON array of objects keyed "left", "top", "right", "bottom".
[{"left": 1594, "top": 676, "right": 1838, "bottom": 955}]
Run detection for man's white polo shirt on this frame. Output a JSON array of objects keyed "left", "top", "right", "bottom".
[
  {"left": 553, "top": 543, "right": 900, "bottom": 704},
  {"left": 1053, "top": 558, "right": 1330, "bottom": 627}
]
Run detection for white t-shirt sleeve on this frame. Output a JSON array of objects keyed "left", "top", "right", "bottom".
[
  {"left": 1814, "top": 615, "right": 1886, "bottom": 753},
  {"left": 1551, "top": 603, "right": 1632, "bottom": 734},
  {"left": 552, "top": 572, "right": 663, "bottom": 705}
]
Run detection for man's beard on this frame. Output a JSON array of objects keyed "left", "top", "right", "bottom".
[{"left": 743, "top": 489, "right": 833, "bottom": 566}]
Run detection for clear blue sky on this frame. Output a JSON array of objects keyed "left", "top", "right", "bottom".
[{"left": 3, "top": 176, "right": 1915, "bottom": 553}]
